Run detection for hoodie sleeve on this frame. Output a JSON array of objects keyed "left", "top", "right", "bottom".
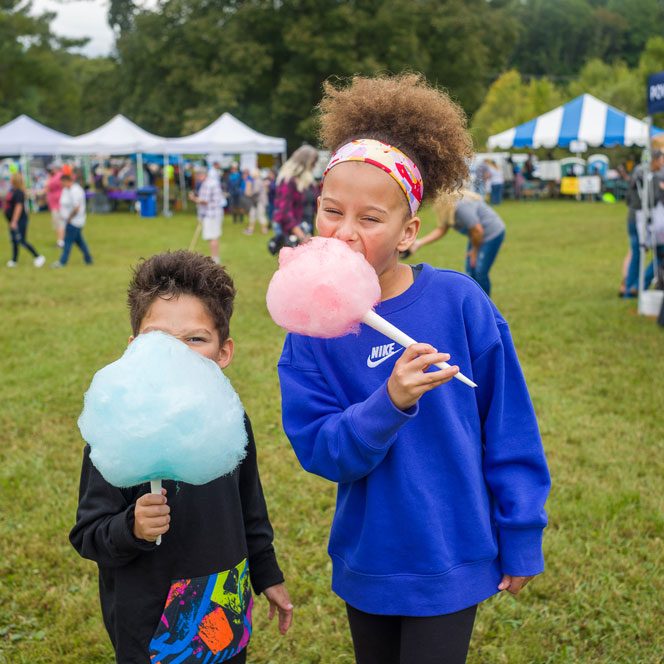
[
  {"left": 277, "top": 334, "right": 418, "bottom": 484},
  {"left": 239, "top": 416, "right": 285, "bottom": 595},
  {"left": 472, "top": 323, "right": 551, "bottom": 577},
  {"left": 69, "top": 445, "right": 155, "bottom": 568}
]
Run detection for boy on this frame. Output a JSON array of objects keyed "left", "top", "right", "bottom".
[{"left": 70, "top": 250, "right": 292, "bottom": 663}]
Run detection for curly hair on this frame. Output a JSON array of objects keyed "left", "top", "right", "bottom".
[
  {"left": 318, "top": 73, "right": 472, "bottom": 202},
  {"left": 127, "top": 251, "right": 236, "bottom": 341}
]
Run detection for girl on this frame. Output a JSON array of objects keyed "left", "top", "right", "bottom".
[
  {"left": 277, "top": 74, "right": 550, "bottom": 664},
  {"left": 5, "top": 173, "right": 45, "bottom": 268}
]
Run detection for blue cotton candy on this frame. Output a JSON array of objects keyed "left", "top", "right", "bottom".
[{"left": 78, "top": 331, "right": 248, "bottom": 487}]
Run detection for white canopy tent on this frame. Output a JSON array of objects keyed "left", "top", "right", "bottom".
[
  {"left": 0, "top": 114, "right": 72, "bottom": 156},
  {"left": 156, "top": 112, "right": 286, "bottom": 156},
  {"left": 60, "top": 114, "right": 165, "bottom": 155},
  {"left": 154, "top": 113, "right": 286, "bottom": 215},
  {"left": 58, "top": 114, "right": 167, "bottom": 206}
]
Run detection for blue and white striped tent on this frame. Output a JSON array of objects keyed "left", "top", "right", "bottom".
[{"left": 487, "top": 94, "right": 663, "bottom": 150}]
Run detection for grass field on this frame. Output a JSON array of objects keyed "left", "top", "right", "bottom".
[{"left": 1, "top": 201, "right": 662, "bottom": 663}]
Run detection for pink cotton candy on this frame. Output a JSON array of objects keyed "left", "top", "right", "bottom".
[{"left": 266, "top": 237, "right": 381, "bottom": 338}]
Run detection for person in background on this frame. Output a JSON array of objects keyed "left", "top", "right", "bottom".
[
  {"left": 410, "top": 189, "right": 506, "bottom": 296},
  {"left": 486, "top": 159, "right": 504, "bottom": 205},
  {"left": 473, "top": 159, "right": 489, "bottom": 197},
  {"left": 228, "top": 163, "right": 244, "bottom": 224},
  {"left": 244, "top": 169, "right": 270, "bottom": 235},
  {"left": 189, "top": 166, "right": 225, "bottom": 264},
  {"left": 622, "top": 149, "right": 664, "bottom": 297},
  {"left": 524, "top": 153, "right": 535, "bottom": 180},
  {"left": 189, "top": 167, "right": 207, "bottom": 229},
  {"left": 52, "top": 173, "right": 93, "bottom": 268},
  {"left": 45, "top": 163, "right": 65, "bottom": 248},
  {"left": 266, "top": 169, "right": 277, "bottom": 223},
  {"left": 272, "top": 145, "right": 318, "bottom": 244},
  {"left": 5, "top": 172, "right": 45, "bottom": 268}
]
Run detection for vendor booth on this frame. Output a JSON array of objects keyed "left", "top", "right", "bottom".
[
  {"left": 487, "top": 94, "right": 662, "bottom": 150},
  {"left": 59, "top": 115, "right": 167, "bottom": 215},
  {"left": 153, "top": 112, "right": 287, "bottom": 215}
]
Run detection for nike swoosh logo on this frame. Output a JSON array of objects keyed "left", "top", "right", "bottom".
[{"left": 366, "top": 348, "right": 403, "bottom": 368}]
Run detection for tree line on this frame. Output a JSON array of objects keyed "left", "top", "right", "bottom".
[{"left": 2, "top": 0, "right": 664, "bottom": 151}]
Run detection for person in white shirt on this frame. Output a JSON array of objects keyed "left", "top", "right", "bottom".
[
  {"left": 52, "top": 174, "right": 93, "bottom": 267},
  {"left": 485, "top": 159, "right": 504, "bottom": 206},
  {"left": 189, "top": 166, "right": 225, "bottom": 264}
]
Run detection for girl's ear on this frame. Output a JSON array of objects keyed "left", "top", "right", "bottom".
[
  {"left": 216, "top": 338, "right": 234, "bottom": 369},
  {"left": 128, "top": 335, "right": 135, "bottom": 345},
  {"left": 398, "top": 216, "right": 421, "bottom": 251}
]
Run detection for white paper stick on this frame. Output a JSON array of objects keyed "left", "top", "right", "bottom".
[
  {"left": 150, "top": 479, "right": 163, "bottom": 546},
  {"left": 361, "top": 310, "right": 477, "bottom": 388}
]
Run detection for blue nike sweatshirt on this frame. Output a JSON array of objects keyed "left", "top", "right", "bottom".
[{"left": 277, "top": 264, "right": 550, "bottom": 616}]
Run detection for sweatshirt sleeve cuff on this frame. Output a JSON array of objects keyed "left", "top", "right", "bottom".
[
  {"left": 499, "top": 527, "right": 545, "bottom": 576},
  {"left": 249, "top": 553, "right": 285, "bottom": 595},
  {"left": 109, "top": 505, "right": 157, "bottom": 555},
  {"left": 349, "top": 382, "right": 419, "bottom": 450}
]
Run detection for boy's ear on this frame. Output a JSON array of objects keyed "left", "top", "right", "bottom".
[
  {"left": 216, "top": 337, "right": 234, "bottom": 369},
  {"left": 397, "top": 216, "right": 421, "bottom": 251}
]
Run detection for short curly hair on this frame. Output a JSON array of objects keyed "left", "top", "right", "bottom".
[
  {"left": 127, "top": 251, "right": 236, "bottom": 341},
  {"left": 318, "top": 73, "right": 472, "bottom": 203}
]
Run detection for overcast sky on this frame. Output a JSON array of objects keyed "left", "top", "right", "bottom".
[{"left": 31, "top": 0, "right": 116, "bottom": 58}]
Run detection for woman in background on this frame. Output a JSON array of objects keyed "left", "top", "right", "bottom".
[
  {"left": 272, "top": 145, "right": 318, "bottom": 244},
  {"left": 410, "top": 189, "right": 505, "bottom": 296},
  {"left": 5, "top": 173, "right": 45, "bottom": 268}
]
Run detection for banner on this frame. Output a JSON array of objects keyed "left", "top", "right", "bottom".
[{"left": 647, "top": 71, "right": 664, "bottom": 115}]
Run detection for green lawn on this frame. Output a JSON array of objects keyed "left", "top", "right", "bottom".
[{"left": 1, "top": 201, "right": 662, "bottom": 663}]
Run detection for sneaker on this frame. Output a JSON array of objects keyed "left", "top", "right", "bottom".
[
  {"left": 243, "top": 229, "right": 254, "bottom": 235},
  {"left": 6, "top": 260, "right": 17, "bottom": 268},
  {"left": 56, "top": 240, "right": 65, "bottom": 248},
  {"left": 50, "top": 261, "right": 64, "bottom": 269},
  {"left": 212, "top": 256, "right": 220, "bottom": 265},
  {"left": 33, "top": 255, "right": 46, "bottom": 268}
]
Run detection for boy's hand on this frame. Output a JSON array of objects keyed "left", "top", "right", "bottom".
[
  {"left": 498, "top": 574, "right": 534, "bottom": 596},
  {"left": 133, "top": 489, "right": 170, "bottom": 543},
  {"left": 263, "top": 583, "right": 293, "bottom": 635},
  {"left": 387, "top": 344, "right": 459, "bottom": 411}
]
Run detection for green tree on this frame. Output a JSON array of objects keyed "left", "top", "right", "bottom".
[
  {"left": 567, "top": 59, "right": 642, "bottom": 117},
  {"left": 113, "top": 0, "right": 520, "bottom": 148},
  {"left": 470, "top": 70, "right": 564, "bottom": 149},
  {"left": 0, "top": 0, "right": 85, "bottom": 132}
]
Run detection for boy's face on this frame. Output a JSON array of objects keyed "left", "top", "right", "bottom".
[
  {"left": 132, "top": 294, "right": 233, "bottom": 369},
  {"left": 316, "top": 161, "right": 420, "bottom": 279}
]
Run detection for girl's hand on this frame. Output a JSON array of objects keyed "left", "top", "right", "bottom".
[
  {"left": 387, "top": 343, "right": 459, "bottom": 411},
  {"left": 263, "top": 583, "right": 293, "bottom": 635},
  {"left": 498, "top": 574, "right": 534, "bottom": 596}
]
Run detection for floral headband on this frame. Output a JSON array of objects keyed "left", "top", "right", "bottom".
[{"left": 323, "top": 139, "right": 423, "bottom": 216}]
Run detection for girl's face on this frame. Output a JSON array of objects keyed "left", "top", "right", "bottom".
[{"left": 316, "top": 162, "right": 420, "bottom": 279}]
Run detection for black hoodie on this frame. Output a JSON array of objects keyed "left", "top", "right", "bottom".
[{"left": 69, "top": 415, "right": 284, "bottom": 663}]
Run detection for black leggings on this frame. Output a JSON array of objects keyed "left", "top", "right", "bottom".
[
  {"left": 8, "top": 217, "right": 39, "bottom": 262},
  {"left": 346, "top": 603, "right": 477, "bottom": 664}
]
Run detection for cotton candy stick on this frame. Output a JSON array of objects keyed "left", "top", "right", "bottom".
[
  {"left": 150, "top": 479, "right": 163, "bottom": 546},
  {"left": 361, "top": 310, "right": 477, "bottom": 388}
]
